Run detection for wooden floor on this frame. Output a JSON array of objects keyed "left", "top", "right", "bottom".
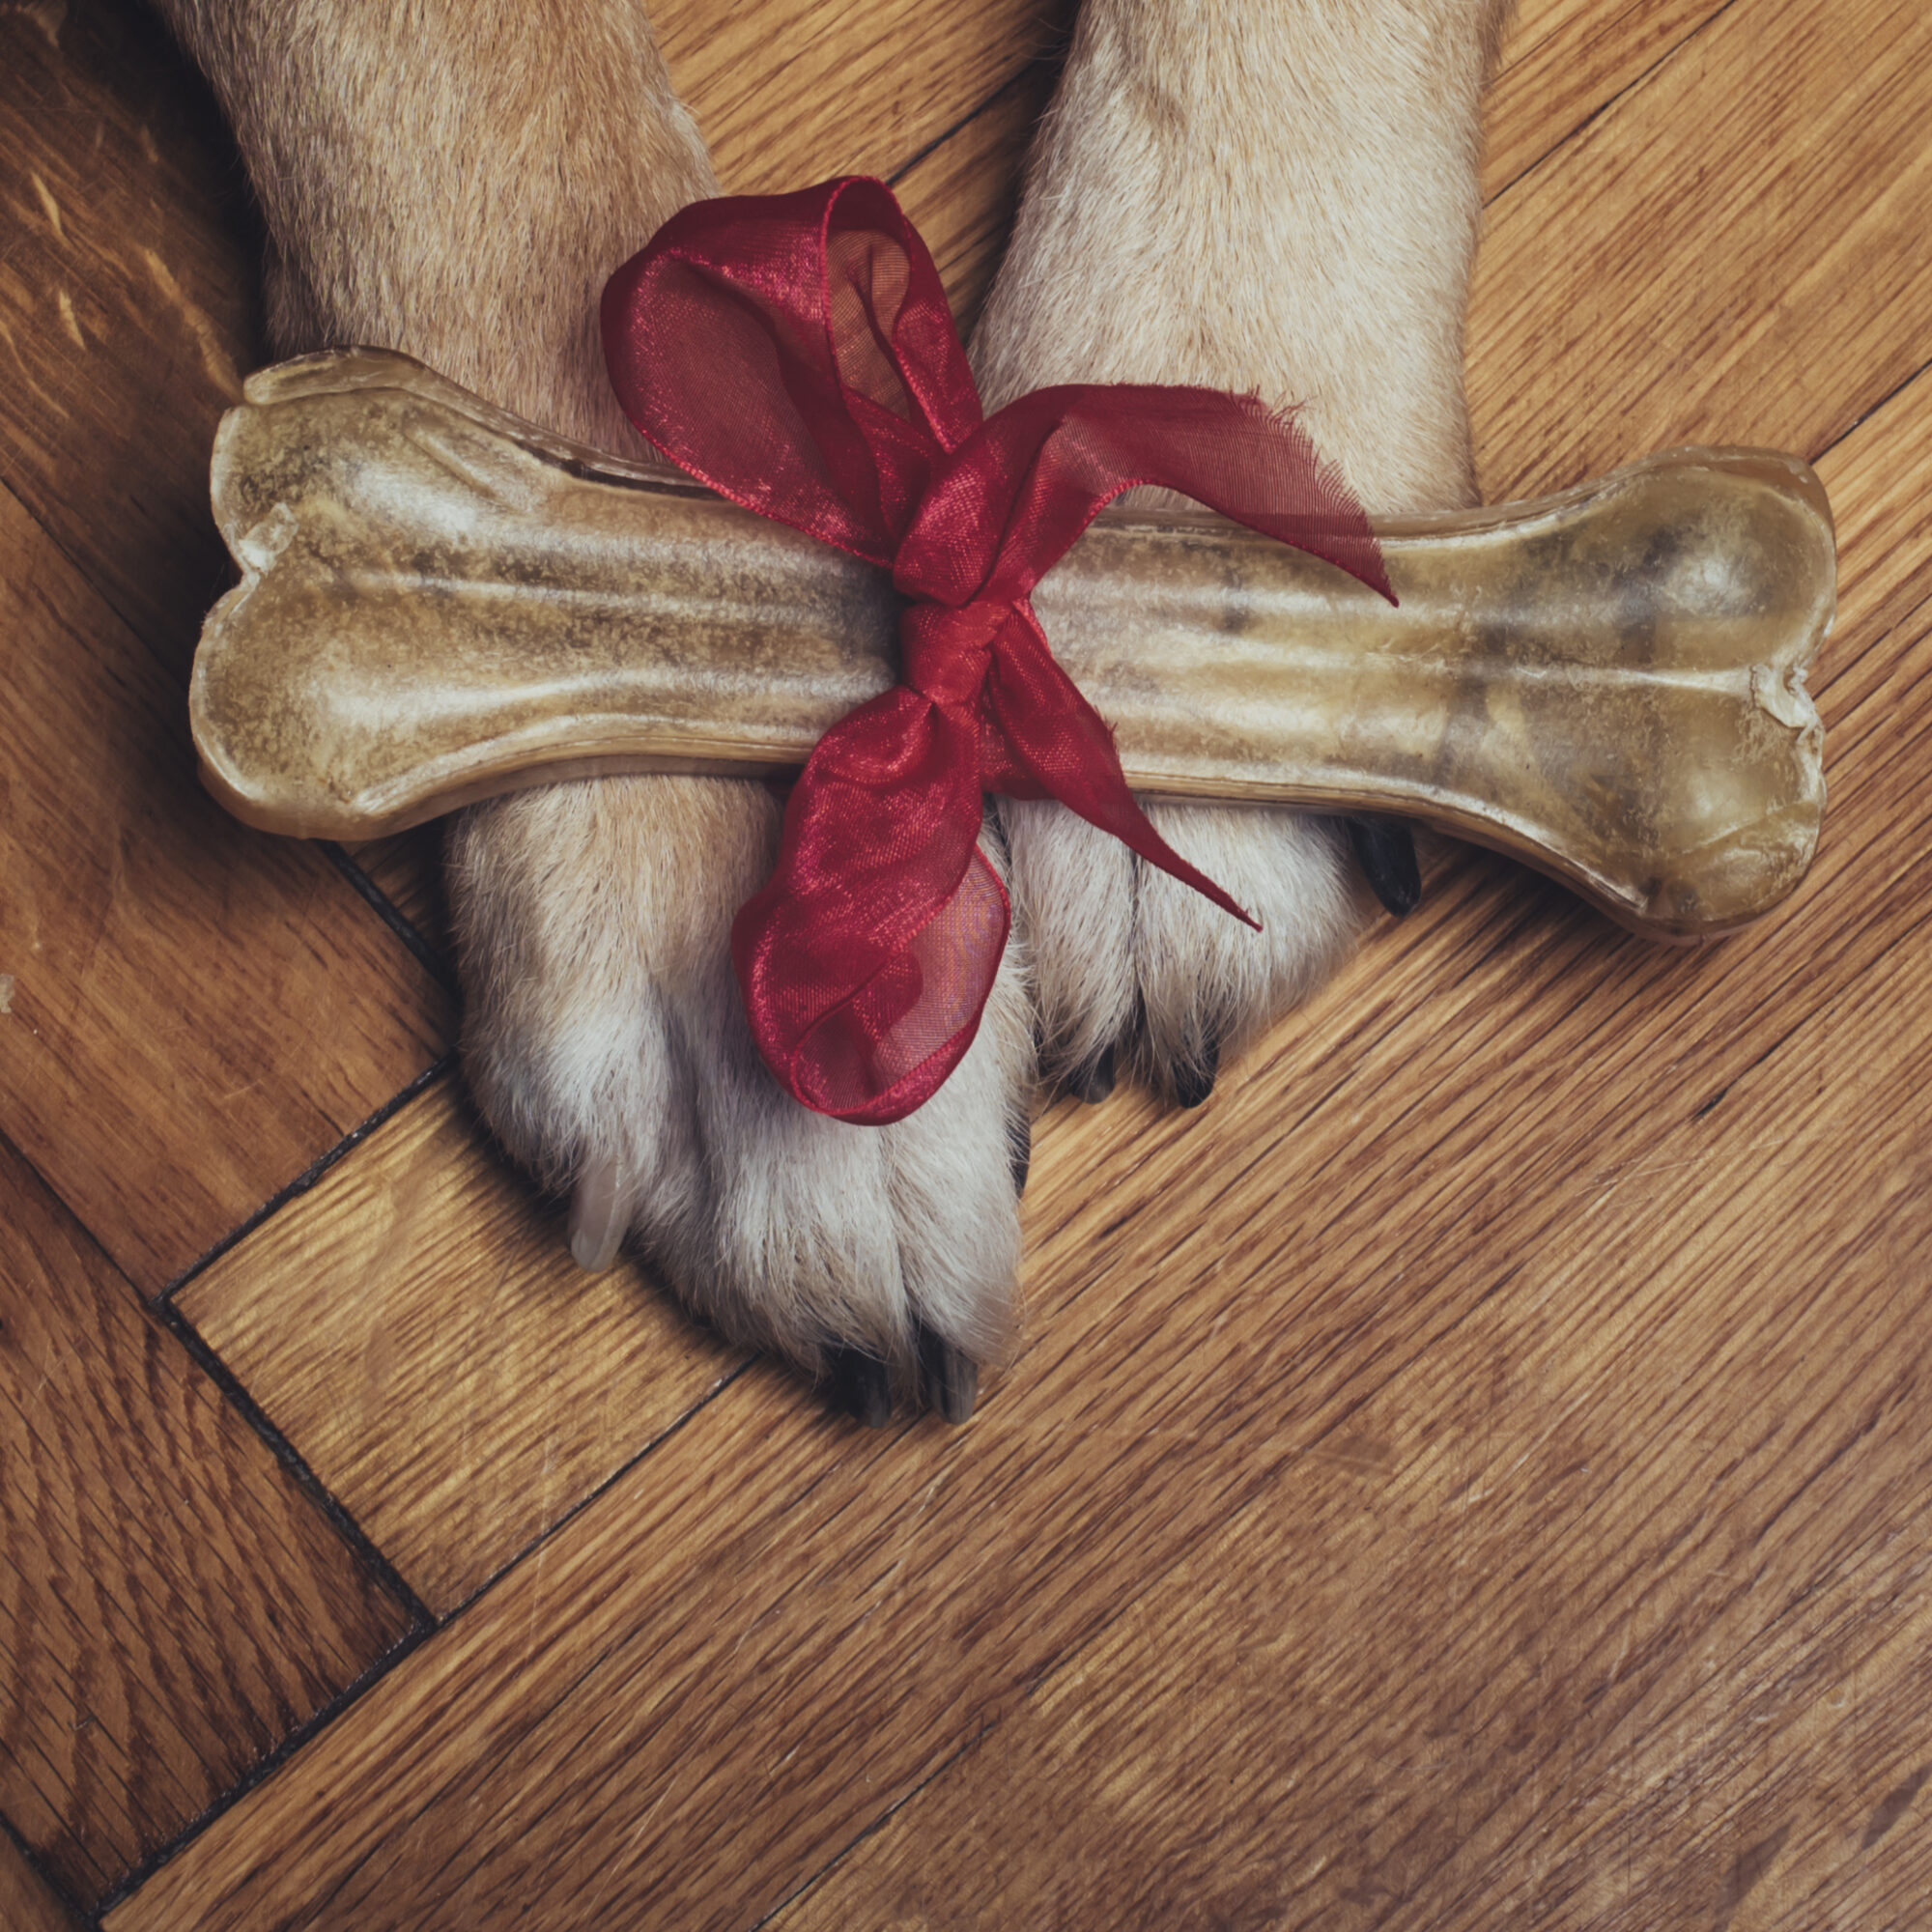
[{"left": 4, "top": 0, "right": 1930, "bottom": 1924}]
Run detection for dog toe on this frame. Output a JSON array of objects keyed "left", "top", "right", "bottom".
[
  {"left": 1132, "top": 801, "right": 1364, "bottom": 1102},
  {"left": 451, "top": 776, "right": 1028, "bottom": 1404}
]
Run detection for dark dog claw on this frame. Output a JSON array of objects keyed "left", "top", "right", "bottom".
[
  {"left": 1174, "top": 1032, "right": 1220, "bottom": 1109},
  {"left": 825, "top": 1344, "right": 892, "bottom": 1429},
  {"left": 1009, "top": 1112, "right": 1033, "bottom": 1197},
  {"left": 917, "top": 1321, "right": 979, "bottom": 1425},
  {"left": 1346, "top": 816, "right": 1422, "bottom": 918},
  {"left": 1069, "top": 1041, "right": 1117, "bottom": 1105}
]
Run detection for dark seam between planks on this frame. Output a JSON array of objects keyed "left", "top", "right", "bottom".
[
  {"left": 752, "top": 1715, "right": 1007, "bottom": 1929},
  {"left": 1812, "top": 350, "right": 1932, "bottom": 468},
  {"left": 156, "top": 1054, "right": 453, "bottom": 1303},
  {"left": 0, "top": 1805, "right": 99, "bottom": 1932},
  {"left": 155, "top": 1297, "right": 435, "bottom": 1632},
  {"left": 198, "top": 1361, "right": 762, "bottom": 1924},
  {"left": 426, "top": 1352, "right": 754, "bottom": 1625},
  {"left": 91, "top": 1184, "right": 758, "bottom": 1915},
  {"left": 886, "top": 40, "right": 1067, "bottom": 189},
  {"left": 0, "top": 1206, "right": 433, "bottom": 1916},
  {"left": 321, "top": 841, "right": 461, "bottom": 1000},
  {"left": 88, "top": 1611, "right": 435, "bottom": 1921}
]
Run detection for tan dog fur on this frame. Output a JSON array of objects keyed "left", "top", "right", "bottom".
[{"left": 154, "top": 0, "right": 1504, "bottom": 1416}]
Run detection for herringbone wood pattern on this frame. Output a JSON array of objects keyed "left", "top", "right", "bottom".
[{"left": 3, "top": 0, "right": 1929, "bottom": 1925}]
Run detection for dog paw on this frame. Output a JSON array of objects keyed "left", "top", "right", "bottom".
[
  {"left": 1002, "top": 795, "right": 1369, "bottom": 1106},
  {"left": 447, "top": 774, "right": 1031, "bottom": 1423}
]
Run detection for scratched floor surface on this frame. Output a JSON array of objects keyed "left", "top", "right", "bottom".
[{"left": 3, "top": 0, "right": 1931, "bottom": 1926}]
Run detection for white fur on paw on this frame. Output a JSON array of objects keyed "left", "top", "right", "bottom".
[
  {"left": 1131, "top": 801, "right": 1364, "bottom": 1097},
  {"left": 997, "top": 797, "right": 1134, "bottom": 1089},
  {"left": 448, "top": 777, "right": 1028, "bottom": 1382},
  {"left": 1004, "top": 794, "right": 1365, "bottom": 1103}
]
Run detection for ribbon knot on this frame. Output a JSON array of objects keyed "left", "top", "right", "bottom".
[
  {"left": 900, "top": 601, "right": 1002, "bottom": 710},
  {"left": 601, "top": 177, "right": 1392, "bottom": 1124}
]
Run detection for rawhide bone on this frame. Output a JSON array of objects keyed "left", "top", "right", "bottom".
[{"left": 191, "top": 349, "right": 1833, "bottom": 940}]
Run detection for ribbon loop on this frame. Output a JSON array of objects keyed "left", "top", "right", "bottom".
[{"left": 603, "top": 177, "right": 1392, "bottom": 1124}]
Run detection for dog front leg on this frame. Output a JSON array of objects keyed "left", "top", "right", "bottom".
[
  {"left": 155, "top": 0, "right": 1031, "bottom": 1419},
  {"left": 974, "top": 0, "right": 1507, "bottom": 1103}
]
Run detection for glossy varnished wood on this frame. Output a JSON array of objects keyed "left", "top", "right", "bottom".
[
  {"left": 1, "top": 2, "right": 446, "bottom": 1914},
  {"left": 0, "top": 0, "right": 254, "bottom": 666},
  {"left": 14, "top": 0, "right": 1932, "bottom": 1925},
  {"left": 0, "top": 2, "right": 452, "bottom": 1293},
  {"left": 0, "top": 1138, "right": 416, "bottom": 1911}
]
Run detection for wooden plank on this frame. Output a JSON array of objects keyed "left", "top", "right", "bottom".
[
  {"left": 776, "top": 766, "right": 1932, "bottom": 1928},
  {"left": 93, "top": 879, "right": 1932, "bottom": 1932},
  {"left": 0, "top": 1828, "right": 87, "bottom": 1932},
  {"left": 90, "top": 335, "right": 1932, "bottom": 1913},
  {"left": 0, "top": 0, "right": 257, "bottom": 675},
  {"left": 655, "top": 0, "right": 1073, "bottom": 199},
  {"left": 1467, "top": 0, "right": 1932, "bottom": 500},
  {"left": 1481, "top": 0, "right": 1728, "bottom": 198},
  {"left": 777, "top": 1132, "right": 1932, "bottom": 1928},
  {"left": 0, "top": 1133, "right": 416, "bottom": 1912},
  {"left": 0, "top": 481, "right": 450, "bottom": 1292},
  {"left": 176, "top": 1080, "right": 743, "bottom": 1615},
  {"left": 762, "top": 190, "right": 1932, "bottom": 1932},
  {"left": 766, "top": 382, "right": 1932, "bottom": 1917}
]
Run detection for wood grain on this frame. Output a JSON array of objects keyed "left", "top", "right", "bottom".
[
  {"left": 0, "top": 1133, "right": 416, "bottom": 1912},
  {"left": 0, "top": 0, "right": 258, "bottom": 674},
  {"left": 1468, "top": 0, "right": 1932, "bottom": 499},
  {"left": 1481, "top": 0, "right": 1728, "bottom": 198},
  {"left": 177, "top": 1080, "right": 743, "bottom": 1614},
  {"left": 771, "top": 272, "right": 1932, "bottom": 1932},
  {"left": 0, "top": 481, "right": 450, "bottom": 1292},
  {"left": 0, "top": 1828, "right": 86, "bottom": 1932},
  {"left": 655, "top": 0, "right": 1073, "bottom": 198},
  {"left": 339, "top": 829, "right": 450, "bottom": 968}
]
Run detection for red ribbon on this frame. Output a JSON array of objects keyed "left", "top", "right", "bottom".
[{"left": 601, "top": 178, "right": 1392, "bottom": 1125}]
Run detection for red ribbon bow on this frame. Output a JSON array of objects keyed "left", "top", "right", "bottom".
[{"left": 601, "top": 178, "right": 1391, "bottom": 1125}]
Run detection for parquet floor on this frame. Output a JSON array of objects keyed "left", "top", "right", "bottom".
[{"left": 3, "top": 0, "right": 1930, "bottom": 1925}]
